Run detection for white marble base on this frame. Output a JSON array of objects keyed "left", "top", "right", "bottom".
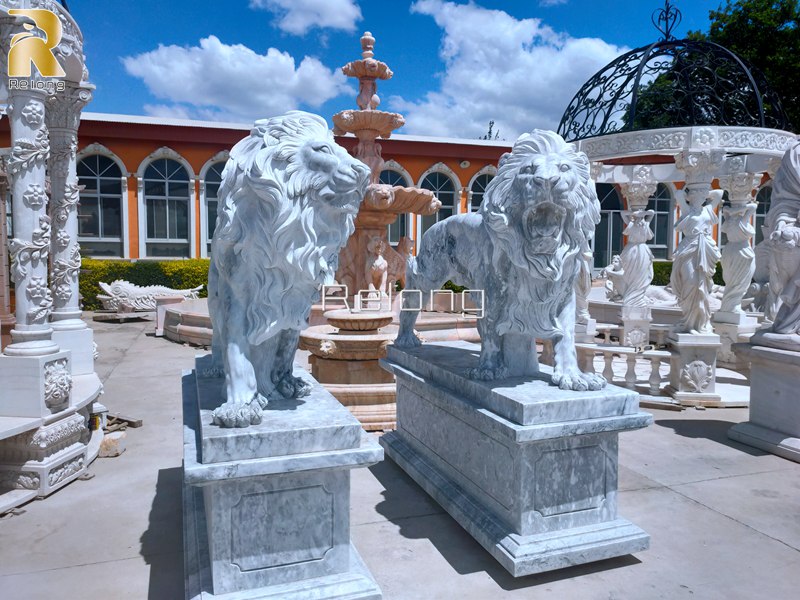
[
  {"left": 621, "top": 306, "right": 651, "bottom": 348},
  {"left": 666, "top": 333, "right": 733, "bottom": 407},
  {"left": 380, "top": 342, "right": 651, "bottom": 577},
  {"left": 183, "top": 356, "right": 382, "bottom": 598},
  {"left": 728, "top": 344, "right": 800, "bottom": 463},
  {"left": 0, "top": 351, "right": 72, "bottom": 417},
  {"left": 713, "top": 321, "right": 757, "bottom": 368},
  {"left": 575, "top": 318, "right": 597, "bottom": 344},
  {"left": 51, "top": 327, "right": 95, "bottom": 375}
]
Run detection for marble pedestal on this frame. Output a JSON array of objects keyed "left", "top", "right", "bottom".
[
  {"left": 666, "top": 333, "right": 735, "bottom": 407},
  {"left": 728, "top": 344, "right": 800, "bottom": 462},
  {"left": 713, "top": 312, "right": 758, "bottom": 368},
  {"left": 379, "top": 341, "right": 651, "bottom": 577},
  {"left": 183, "top": 355, "right": 383, "bottom": 599},
  {"left": 51, "top": 328, "right": 95, "bottom": 376},
  {"left": 621, "top": 306, "right": 651, "bottom": 348}
]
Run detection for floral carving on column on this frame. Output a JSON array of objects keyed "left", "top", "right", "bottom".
[
  {"left": 8, "top": 128, "right": 50, "bottom": 176},
  {"left": 51, "top": 244, "right": 81, "bottom": 303},
  {"left": 20, "top": 101, "right": 45, "bottom": 128},
  {"left": 8, "top": 215, "right": 51, "bottom": 284},
  {"left": 22, "top": 183, "right": 47, "bottom": 209},
  {"left": 26, "top": 275, "right": 53, "bottom": 324}
]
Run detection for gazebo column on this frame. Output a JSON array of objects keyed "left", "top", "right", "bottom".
[
  {"left": 0, "top": 86, "right": 75, "bottom": 418},
  {"left": 47, "top": 84, "right": 95, "bottom": 375},
  {"left": 0, "top": 156, "right": 14, "bottom": 349},
  {"left": 714, "top": 169, "right": 759, "bottom": 367},
  {"left": 619, "top": 179, "right": 657, "bottom": 347},
  {"left": 667, "top": 149, "right": 726, "bottom": 407}
]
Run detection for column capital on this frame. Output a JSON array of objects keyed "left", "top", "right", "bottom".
[
  {"left": 717, "top": 172, "right": 760, "bottom": 205},
  {"left": 620, "top": 181, "right": 657, "bottom": 210},
  {"left": 674, "top": 149, "right": 725, "bottom": 186},
  {"left": 46, "top": 85, "right": 93, "bottom": 132}
]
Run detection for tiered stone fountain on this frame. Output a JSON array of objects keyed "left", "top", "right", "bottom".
[{"left": 300, "top": 31, "right": 441, "bottom": 431}]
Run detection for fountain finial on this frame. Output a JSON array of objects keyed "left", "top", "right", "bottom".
[{"left": 361, "top": 31, "right": 375, "bottom": 59}]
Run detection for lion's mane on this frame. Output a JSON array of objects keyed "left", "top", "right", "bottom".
[
  {"left": 210, "top": 111, "right": 364, "bottom": 346},
  {"left": 479, "top": 130, "right": 601, "bottom": 336}
]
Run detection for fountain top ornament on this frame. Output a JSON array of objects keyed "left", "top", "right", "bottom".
[{"left": 333, "top": 32, "right": 405, "bottom": 139}]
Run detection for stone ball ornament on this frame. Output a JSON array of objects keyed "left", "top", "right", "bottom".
[
  {"left": 396, "top": 129, "right": 607, "bottom": 391},
  {"left": 206, "top": 111, "right": 371, "bottom": 428}
]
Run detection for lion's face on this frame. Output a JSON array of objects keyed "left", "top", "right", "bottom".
[
  {"left": 295, "top": 138, "right": 371, "bottom": 216},
  {"left": 481, "top": 130, "right": 599, "bottom": 281}
]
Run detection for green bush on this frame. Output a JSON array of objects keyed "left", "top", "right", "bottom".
[
  {"left": 80, "top": 258, "right": 210, "bottom": 310},
  {"left": 651, "top": 260, "right": 724, "bottom": 287}
]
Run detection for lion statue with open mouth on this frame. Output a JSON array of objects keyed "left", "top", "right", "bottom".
[
  {"left": 208, "top": 111, "right": 371, "bottom": 427},
  {"left": 396, "top": 129, "right": 606, "bottom": 391}
]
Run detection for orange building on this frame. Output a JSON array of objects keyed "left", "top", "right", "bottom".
[{"left": 1, "top": 112, "right": 511, "bottom": 261}]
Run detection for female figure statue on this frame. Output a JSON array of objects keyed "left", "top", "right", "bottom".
[
  {"left": 619, "top": 208, "right": 655, "bottom": 308},
  {"left": 670, "top": 187, "right": 723, "bottom": 334},
  {"left": 719, "top": 201, "right": 757, "bottom": 315},
  {"left": 365, "top": 236, "right": 389, "bottom": 297}
]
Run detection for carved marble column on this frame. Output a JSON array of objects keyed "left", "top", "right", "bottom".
[
  {"left": 714, "top": 171, "right": 759, "bottom": 366},
  {"left": 0, "top": 155, "right": 14, "bottom": 349},
  {"left": 668, "top": 150, "right": 725, "bottom": 407},
  {"left": 46, "top": 84, "right": 95, "bottom": 375},
  {"left": 4, "top": 88, "right": 59, "bottom": 357},
  {"left": 618, "top": 179, "right": 657, "bottom": 347}
]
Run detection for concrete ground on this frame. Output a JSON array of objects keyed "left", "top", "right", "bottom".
[{"left": 1, "top": 317, "right": 798, "bottom": 600}]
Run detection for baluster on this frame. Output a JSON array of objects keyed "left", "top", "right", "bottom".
[
  {"left": 648, "top": 356, "right": 662, "bottom": 395},
  {"left": 603, "top": 353, "right": 614, "bottom": 382},
  {"left": 625, "top": 353, "right": 637, "bottom": 389}
]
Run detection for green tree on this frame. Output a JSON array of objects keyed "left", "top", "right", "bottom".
[{"left": 689, "top": 0, "right": 800, "bottom": 130}]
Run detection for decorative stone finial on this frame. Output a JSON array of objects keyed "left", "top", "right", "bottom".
[{"left": 361, "top": 31, "right": 375, "bottom": 59}]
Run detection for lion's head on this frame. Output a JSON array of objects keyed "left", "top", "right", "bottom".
[
  {"left": 480, "top": 129, "right": 600, "bottom": 282},
  {"left": 212, "top": 111, "right": 370, "bottom": 344}
]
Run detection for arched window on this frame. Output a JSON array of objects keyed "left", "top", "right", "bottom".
[
  {"left": 380, "top": 169, "right": 411, "bottom": 245},
  {"left": 420, "top": 171, "right": 457, "bottom": 237},
  {"left": 754, "top": 183, "right": 771, "bottom": 246},
  {"left": 594, "top": 183, "right": 624, "bottom": 269},
  {"left": 647, "top": 183, "right": 673, "bottom": 259},
  {"left": 469, "top": 173, "right": 494, "bottom": 212},
  {"left": 144, "top": 158, "right": 191, "bottom": 257},
  {"left": 204, "top": 162, "right": 225, "bottom": 255},
  {"left": 77, "top": 154, "right": 124, "bottom": 257}
]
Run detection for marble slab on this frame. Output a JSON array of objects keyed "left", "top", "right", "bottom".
[
  {"left": 383, "top": 342, "right": 641, "bottom": 427},
  {"left": 194, "top": 355, "right": 363, "bottom": 464},
  {"left": 381, "top": 342, "right": 651, "bottom": 577}
]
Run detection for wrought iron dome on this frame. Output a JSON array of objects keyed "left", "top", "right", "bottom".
[{"left": 557, "top": 2, "right": 792, "bottom": 143}]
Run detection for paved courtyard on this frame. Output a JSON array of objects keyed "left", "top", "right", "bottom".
[{"left": 0, "top": 317, "right": 798, "bottom": 600}]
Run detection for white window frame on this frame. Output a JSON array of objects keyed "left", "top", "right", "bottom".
[
  {"left": 136, "top": 147, "right": 196, "bottom": 259},
  {"left": 467, "top": 165, "right": 497, "bottom": 212},
  {"left": 199, "top": 150, "right": 229, "bottom": 258},
  {"left": 76, "top": 143, "right": 130, "bottom": 258},
  {"left": 416, "top": 162, "right": 462, "bottom": 241}
]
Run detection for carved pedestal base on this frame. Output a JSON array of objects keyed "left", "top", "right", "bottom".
[
  {"left": 183, "top": 356, "right": 383, "bottom": 599},
  {"left": 712, "top": 320, "right": 757, "bottom": 368},
  {"left": 729, "top": 344, "right": 800, "bottom": 463},
  {"left": 51, "top": 327, "right": 95, "bottom": 375},
  {"left": 575, "top": 318, "right": 597, "bottom": 344},
  {"left": 666, "top": 333, "right": 736, "bottom": 407},
  {"left": 621, "top": 306, "right": 651, "bottom": 349},
  {"left": 380, "top": 342, "right": 651, "bottom": 577},
  {"left": 0, "top": 351, "right": 73, "bottom": 418}
]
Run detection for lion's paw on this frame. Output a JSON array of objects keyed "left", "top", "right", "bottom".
[
  {"left": 552, "top": 369, "right": 607, "bottom": 391},
  {"left": 212, "top": 400, "right": 263, "bottom": 428},
  {"left": 275, "top": 373, "right": 312, "bottom": 399},
  {"left": 465, "top": 366, "right": 509, "bottom": 381},
  {"left": 394, "top": 332, "right": 422, "bottom": 349}
]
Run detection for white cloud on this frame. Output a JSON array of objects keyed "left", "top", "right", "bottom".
[
  {"left": 122, "top": 36, "right": 350, "bottom": 123},
  {"left": 395, "top": 0, "right": 626, "bottom": 139},
  {"left": 250, "top": 0, "right": 362, "bottom": 36}
]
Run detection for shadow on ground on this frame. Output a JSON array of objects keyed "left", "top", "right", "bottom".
[
  {"left": 369, "top": 457, "right": 642, "bottom": 591},
  {"left": 656, "top": 419, "right": 767, "bottom": 456},
  {"left": 140, "top": 466, "right": 184, "bottom": 600}
]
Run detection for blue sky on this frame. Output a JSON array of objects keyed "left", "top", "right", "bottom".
[{"left": 68, "top": 0, "right": 721, "bottom": 139}]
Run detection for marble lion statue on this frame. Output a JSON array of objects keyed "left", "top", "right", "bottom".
[
  {"left": 208, "top": 111, "right": 371, "bottom": 427},
  {"left": 396, "top": 129, "right": 606, "bottom": 391}
]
